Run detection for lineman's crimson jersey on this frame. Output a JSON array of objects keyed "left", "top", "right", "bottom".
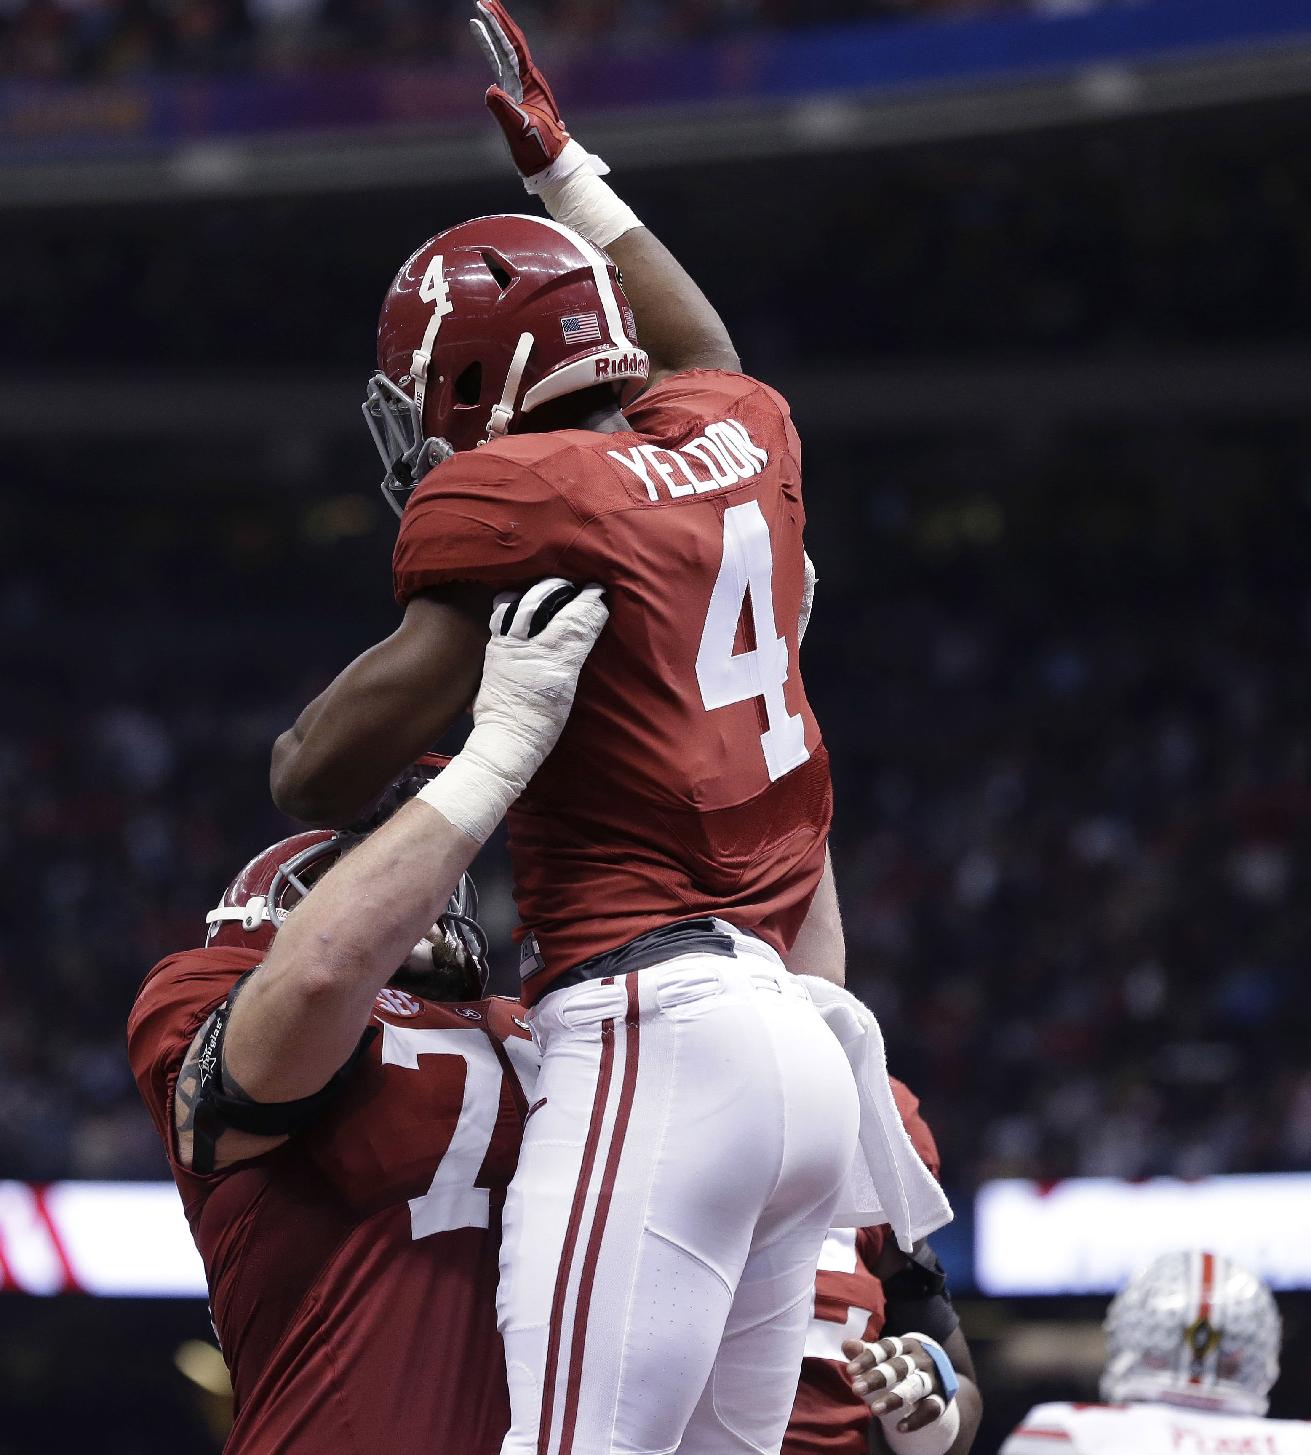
[
  {"left": 1000, "top": 1402, "right": 1311, "bottom": 1454},
  {"left": 127, "top": 945, "right": 537, "bottom": 1455},
  {"left": 393, "top": 369, "right": 831, "bottom": 1002},
  {"left": 785, "top": 1081, "right": 943, "bottom": 1455}
]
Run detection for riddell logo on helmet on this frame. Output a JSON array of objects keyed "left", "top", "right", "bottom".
[{"left": 594, "top": 353, "right": 647, "bottom": 380}]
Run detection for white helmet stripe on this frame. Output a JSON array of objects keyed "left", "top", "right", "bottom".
[{"left": 508, "top": 213, "right": 628, "bottom": 349}]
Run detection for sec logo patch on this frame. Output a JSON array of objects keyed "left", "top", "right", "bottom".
[
  {"left": 375, "top": 987, "right": 422, "bottom": 1017},
  {"left": 455, "top": 1007, "right": 484, "bottom": 1021}
]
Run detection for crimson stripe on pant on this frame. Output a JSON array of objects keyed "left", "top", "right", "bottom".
[
  {"left": 557, "top": 977, "right": 642, "bottom": 1455},
  {"left": 537, "top": 991, "right": 619, "bottom": 1455}
]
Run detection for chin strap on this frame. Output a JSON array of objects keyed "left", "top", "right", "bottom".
[
  {"left": 484, "top": 331, "right": 535, "bottom": 442},
  {"left": 206, "top": 896, "right": 270, "bottom": 935}
]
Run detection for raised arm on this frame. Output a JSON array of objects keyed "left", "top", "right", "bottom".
[
  {"left": 178, "top": 582, "right": 607, "bottom": 1172},
  {"left": 471, "top": 0, "right": 739, "bottom": 384},
  {"left": 270, "top": 582, "right": 493, "bottom": 825}
]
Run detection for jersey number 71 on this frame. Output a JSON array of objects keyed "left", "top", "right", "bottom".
[{"left": 695, "top": 499, "right": 811, "bottom": 783}]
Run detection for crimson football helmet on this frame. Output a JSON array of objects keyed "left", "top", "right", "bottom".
[
  {"left": 205, "top": 829, "right": 491, "bottom": 993},
  {"left": 1102, "top": 1250, "right": 1281, "bottom": 1416},
  {"left": 363, "top": 212, "right": 649, "bottom": 517}
]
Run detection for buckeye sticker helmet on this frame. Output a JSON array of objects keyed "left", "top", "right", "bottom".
[
  {"left": 363, "top": 212, "right": 649, "bottom": 517},
  {"left": 1101, "top": 1249, "right": 1281, "bottom": 1416}
]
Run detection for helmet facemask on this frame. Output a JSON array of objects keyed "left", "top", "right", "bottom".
[
  {"left": 362, "top": 372, "right": 454, "bottom": 520},
  {"left": 398, "top": 873, "right": 493, "bottom": 999}
]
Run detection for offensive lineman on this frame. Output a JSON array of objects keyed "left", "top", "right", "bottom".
[
  {"left": 1000, "top": 1251, "right": 1306, "bottom": 1454},
  {"left": 128, "top": 583, "right": 606, "bottom": 1453},
  {"left": 265, "top": 6, "right": 947, "bottom": 1453}
]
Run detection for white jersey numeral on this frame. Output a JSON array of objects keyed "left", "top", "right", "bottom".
[
  {"left": 696, "top": 499, "right": 810, "bottom": 782},
  {"left": 802, "top": 1229, "right": 878, "bottom": 1361},
  {"left": 380, "top": 1023, "right": 529, "bottom": 1242}
]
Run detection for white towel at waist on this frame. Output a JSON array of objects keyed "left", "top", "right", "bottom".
[{"left": 798, "top": 975, "right": 953, "bottom": 1252}]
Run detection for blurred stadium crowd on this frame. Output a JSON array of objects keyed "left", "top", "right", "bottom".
[
  {"left": 2, "top": 0, "right": 1131, "bottom": 82},
  {"left": 2, "top": 420, "right": 1307, "bottom": 1193}
]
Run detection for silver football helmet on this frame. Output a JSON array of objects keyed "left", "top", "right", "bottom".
[{"left": 1102, "top": 1250, "right": 1281, "bottom": 1416}]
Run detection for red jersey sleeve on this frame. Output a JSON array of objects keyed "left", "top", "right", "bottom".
[
  {"left": 889, "top": 1078, "right": 941, "bottom": 1181},
  {"left": 392, "top": 443, "right": 590, "bottom": 602},
  {"left": 125, "top": 947, "right": 262, "bottom": 1163}
]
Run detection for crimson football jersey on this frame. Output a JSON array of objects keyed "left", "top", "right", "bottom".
[
  {"left": 393, "top": 369, "right": 832, "bottom": 1002},
  {"left": 127, "top": 946, "right": 537, "bottom": 1455},
  {"left": 785, "top": 1082, "right": 943, "bottom": 1455}
]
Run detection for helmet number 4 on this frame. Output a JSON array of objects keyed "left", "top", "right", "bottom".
[
  {"left": 419, "top": 255, "right": 452, "bottom": 312},
  {"left": 696, "top": 499, "right": 810, "bottom": 783}
]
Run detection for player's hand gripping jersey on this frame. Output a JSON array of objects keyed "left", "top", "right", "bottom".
[
  {"left": 394, "top": 369, "right": 830, "bottom": 1000},
  {"left": 127, "top": 946, "right": 537, "bottom": 1455},
  {"left": 1001, "top": 1402, "right": 1311, "bottom": 1455}
]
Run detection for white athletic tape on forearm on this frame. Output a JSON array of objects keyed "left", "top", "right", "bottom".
[
  {"left": 415, "top": 741, "right": 519, "bottom": 846},
  {"left": 880, "top": 1395, "right": 960, "bottom": 1455},
  {"left": 522, "top": 137, "right": 611, "bottom": 194},
  {"left": 534, "top": 141, "right": 642, "bottom": 250}
]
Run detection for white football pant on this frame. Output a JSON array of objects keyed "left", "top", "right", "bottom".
[{"left": 498, "top": 932, "right": 860, "bottom": 1455}]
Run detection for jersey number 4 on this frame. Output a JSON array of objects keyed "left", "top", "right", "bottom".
[{"left": 696, "top": 499, "right": 810, "bottom": 782}]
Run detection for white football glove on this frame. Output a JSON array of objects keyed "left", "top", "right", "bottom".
[{"left": 418, "top": 579, "right": 608, "bottom": 842}]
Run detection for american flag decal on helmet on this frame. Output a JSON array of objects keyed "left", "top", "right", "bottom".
[{"left": 560, "top": 311, "right": 603, "bottom": 344}]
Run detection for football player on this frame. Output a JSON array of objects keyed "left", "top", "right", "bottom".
[
  {"left": 790, "top": 1081, "right": 982, "bottom": 1455},
  {"left": 1000, "top": 1250, "right": 1305, "bottom": 1454},
  {"left": 128, "top": 582, "right": 605, "bottom": 1453},
  {"left": 266, "top": 5, "right": 893, "bottom": 1453}
]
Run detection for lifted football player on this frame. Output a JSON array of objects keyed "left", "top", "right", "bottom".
[
  {"left": 270, "top": 5, "right": 843, "bottom": 1000},
  {"left": 267, "top": 7, "right": 934, "bottom": 1453},
  {"left": 1001, "top": 1251, "right": 1305, "bottom": 1455},
  {"left": 129, "top": 582, "right": 605, "bottom": 1454}
]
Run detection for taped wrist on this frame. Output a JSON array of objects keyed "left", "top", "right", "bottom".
[
  {"left": 415, "top": 738, "right": 523, "bottom": 845},
  {"left": 879, "top": 1397, "right": 960, "bottom": 1455},
  {"left": 534, "top": 140, "right": 642, "bottom": 250},
  {"left": 522, "top": 137, "right": 609, "bottom": 193}
]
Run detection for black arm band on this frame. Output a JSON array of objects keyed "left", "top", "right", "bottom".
[
  {"left": 880, "top": 1241, "right": 960, "bottom": 1345},
  {"left": 191, "top": 975, "right": 377, "bottom": 1174}
]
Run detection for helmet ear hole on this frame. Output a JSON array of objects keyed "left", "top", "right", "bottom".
[{"left": 454, "top": 361, "right": 483, "bottom": 409}]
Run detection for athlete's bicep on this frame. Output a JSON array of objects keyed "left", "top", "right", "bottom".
[
  {"left": 606, "top": 228, "right": 740, "bottom": 384},
  {"left": 271, "top": 583, "right": 495, "bottom": 825}
]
